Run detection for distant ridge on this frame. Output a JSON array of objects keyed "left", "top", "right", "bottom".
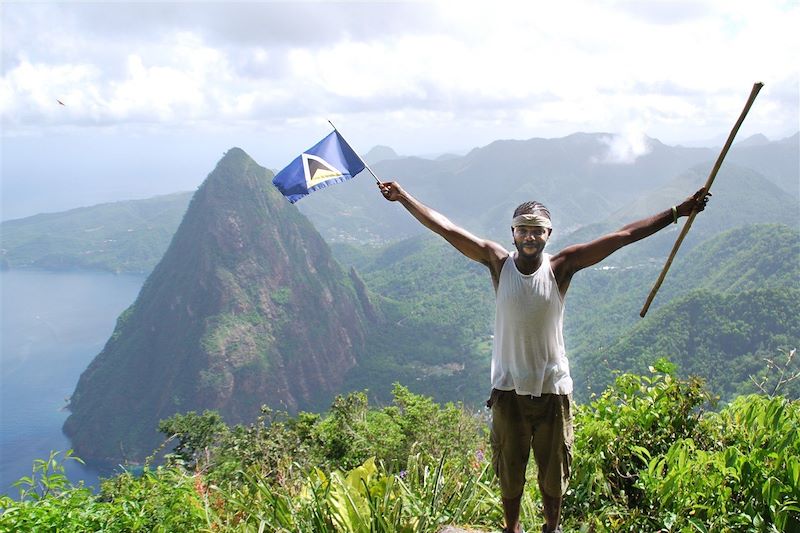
[
  {"left": 363, "top": 145, "right": 399, "bottom": 165},
  {"left": 4, "top": 132, "right": 794, "bottom": 273},
  {"left": 735, "top": 133, "right": 770, "bottom": 147},
  {"left": 0, "top": 192, "right": 192, "bottom": 273}
]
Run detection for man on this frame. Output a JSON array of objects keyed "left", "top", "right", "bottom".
[{"left": 378, "top": 180, "right": 709, "bottom": 533}]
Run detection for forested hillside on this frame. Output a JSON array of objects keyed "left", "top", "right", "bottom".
[
  {"left": 0, "top": 192, "right": 192, "bottom": 273},
  {"left": 566, "top": 223, "right": 800, "bottom": 399},
  {"left": 580, "top": 287, "right": 800, "bottom": 399},
  {"left": 335, "top": 223, "right": 800, "bottom": 405},
  {"left": 338, "top": 235, "right": 495, "bottom": 407}
]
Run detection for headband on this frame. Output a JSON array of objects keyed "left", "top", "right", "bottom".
[{"left": 511, "top": 213, "right": 552, "bottom": 229}]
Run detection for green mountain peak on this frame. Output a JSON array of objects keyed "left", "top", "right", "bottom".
[{"left": 63, "top": 148, "right": 372, "bottom": 466}]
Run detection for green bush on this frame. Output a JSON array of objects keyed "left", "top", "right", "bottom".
[
  {"left": 3, "top": 366, "right": 797, "bottom": 532},
  {"left": 638, "top": 395, "right": 800, "bottom": 532},
  {"left": 565, "top": 362, "right": 799, "bottom": 532},
  {"left": 0, "top": 452, "right": 206, "bottom": 532}
]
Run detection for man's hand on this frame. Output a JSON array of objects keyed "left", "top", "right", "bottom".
[
  {"left": 677, "top": 187, "right": 712, "bottom": 217},
  {"left": 378, "top": 181, "right": 404, "bottom": 202}
]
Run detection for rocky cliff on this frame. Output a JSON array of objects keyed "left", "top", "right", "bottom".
[{"left": 63, "top": 148, "right": 373, "bottom": 465}]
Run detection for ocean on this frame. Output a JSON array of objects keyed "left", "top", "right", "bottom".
[{"left": 0, "top": 270, "right": 145, "bottom": 495}]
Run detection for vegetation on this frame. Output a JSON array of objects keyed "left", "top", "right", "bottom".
[
  {"left": 341, "top": 233, "right": 494, "bottom": 407},
  {"left": 3, "top": 366, "right": 798, "bottom": 532},
  {"left": 566, "top": 361, "right": 800, "bottom": 532},
  {"left": 565, "top": 223, "right": 800, "bottom": 402}
]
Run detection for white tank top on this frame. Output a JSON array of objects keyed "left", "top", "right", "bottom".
[{"left": 490, "top": 252, "right": 573, "bottom": 396}]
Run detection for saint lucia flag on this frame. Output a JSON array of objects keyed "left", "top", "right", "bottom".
[{"left": 272, "top": 130, "right": 365, "bottom": 203}]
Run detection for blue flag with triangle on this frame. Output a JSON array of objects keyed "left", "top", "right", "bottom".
[{"left": 272, "top": 130, "right": 365, "bottom": 203}]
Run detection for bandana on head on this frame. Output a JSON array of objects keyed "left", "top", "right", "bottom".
[{"left": 511, "top": 213, "right": 552, "bottom": 229}]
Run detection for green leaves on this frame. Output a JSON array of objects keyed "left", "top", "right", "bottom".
[
  {"left": 0, "top": 453, "right": 207, "bottom": 532},
  {"left": 563, "top": 365, "right": 800, "bottom": 531},
  {"left": 11, "top": 450, "right": 83, "bottom": 502},
  {"left": 158, "top": 410, "right": 228, "bottom": 469},
  {"left": 3, "top": 373, "right": 798, "bottom": 531}
]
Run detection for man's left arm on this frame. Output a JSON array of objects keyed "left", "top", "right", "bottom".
[{"left": 552, "top": 188, "right": 710, "bottom": 287}]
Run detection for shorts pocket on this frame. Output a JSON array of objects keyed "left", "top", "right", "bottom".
[
  {"left": 486, "top": 388, "right": 503, "bottom": 409},
  {"left": 561, "top": 439, "right": 573, "bottom": 495},
  {"left": 564, "top": 393, "right": 574, "bottom": 421}
]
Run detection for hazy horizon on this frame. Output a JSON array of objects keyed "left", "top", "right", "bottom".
[{"left": 3, "top": 128, "right": 798, "bottom": 222}]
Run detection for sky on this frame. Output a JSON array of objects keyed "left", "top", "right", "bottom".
[{"left": 1, "top": 0, "right": 798, "bottom": 220}]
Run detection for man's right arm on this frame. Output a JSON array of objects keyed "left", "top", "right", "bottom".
[{"left": 378, "top": 181, "right": 507, "bottom": 272}]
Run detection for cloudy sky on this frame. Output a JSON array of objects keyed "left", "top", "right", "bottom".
[{"left": 2, "top": 1, "right": 798, "bottom": 220}]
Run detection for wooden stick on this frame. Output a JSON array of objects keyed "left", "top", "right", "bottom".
[{"left": 639, "top": 82, "right": 764, "bottom": 317}]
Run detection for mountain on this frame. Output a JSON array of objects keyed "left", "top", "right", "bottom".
[
  {"left": 363, "top": 145, "right": 400, "bottom": 165},
  {"left": 735, "top": 133, "right": 770, "bottom": 147},
  {"left": 8, "top": 132, "right": 796, "bottom": 466},
  {"left": 298, "top": 132, "right": 797, "bottom": 246},
  {"left": 726, "top": 132, "right": 799, "bottom": 198},
  {"left": 564, "top": 223, "right": 800, "bottom": 341},
  {"left": 0, "top": 192, "right": 192, "bottom": 273},
  {"left": 331, "top": 233, "right": 496, "bottom": 408},
  {"left": 356, "top": 232, "right": 495, "bottom": 344},
  {"left": 63, "top": 148, "right": 375, "bottom": 465}
]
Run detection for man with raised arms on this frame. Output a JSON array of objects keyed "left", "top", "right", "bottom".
[{"left": 378, "top": 180, "right": 709, "bottom": 533}]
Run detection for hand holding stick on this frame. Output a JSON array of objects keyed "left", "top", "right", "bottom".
[{"left": 639, "top": 82, "right": 764, "bottom": 317}]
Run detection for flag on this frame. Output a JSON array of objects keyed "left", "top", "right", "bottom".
[{"left": 272, "top": 130, "right": 365, "bottom": 203}]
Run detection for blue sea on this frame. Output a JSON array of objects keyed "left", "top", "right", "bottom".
[{"left": 0, "top": 270, "right": 145, "bottom": 495}]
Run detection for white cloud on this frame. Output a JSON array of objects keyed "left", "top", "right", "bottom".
[
  {"left": 0, "top": 0, "right": 797, "bottom": 149},
  {"left": 0, "top": 58, "right": 102, "bottom": 126},
  {"left": 594, "top": 122, "right": 654, "bottom": 164}
]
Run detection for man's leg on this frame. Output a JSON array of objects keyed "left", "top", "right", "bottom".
[
  {"left": 502, "top": 495, "right": 523, "bottom": 533},
  {"left": 531, "top": 394, "right": 573, "bottom": 533},
  {"left": 540, "top": 492, "right": 562, "bottom": 532},
  {"left": 491, "top": 390, "right": 532, "bottom": 533}
]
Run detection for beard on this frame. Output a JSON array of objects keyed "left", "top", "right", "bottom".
[{"left": 514, "top": 240, "right": 545, "bottom": 258}]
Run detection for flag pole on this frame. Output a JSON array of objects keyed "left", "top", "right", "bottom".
[
  {"left": 639, "top": 82, "right": 764, "bottom": 318},
  {"left": 328, "top": 120, "right": 383, "bottom": 185}
]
